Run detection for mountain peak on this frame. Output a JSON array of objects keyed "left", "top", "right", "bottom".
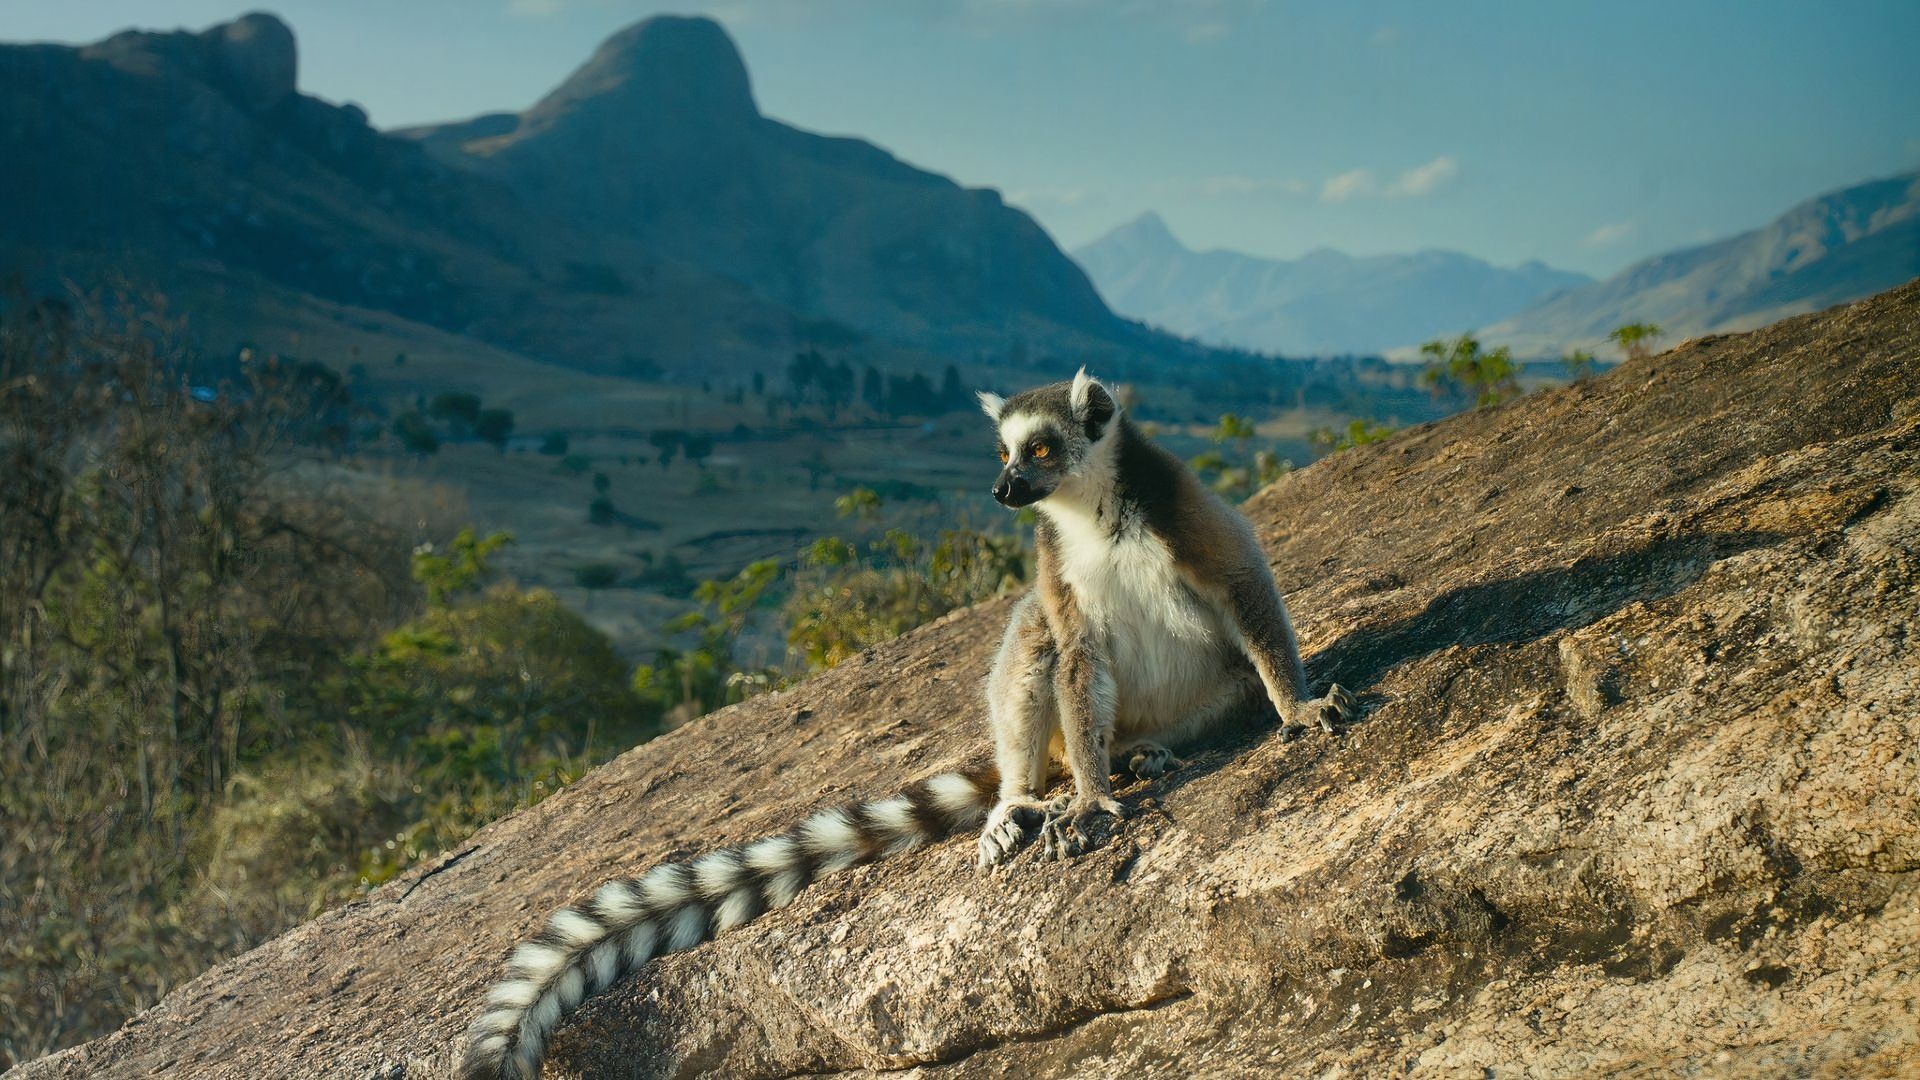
[
  {"left": 530, "top": 15, "right": 757, "bottom": 125},
  {"left": 1122, "top": 210, "right": 1183, "bottom": 247}
]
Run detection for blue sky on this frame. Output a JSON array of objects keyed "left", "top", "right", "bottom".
[{"left": 13, "top": 1, "right": 1918, "bottom": 277}]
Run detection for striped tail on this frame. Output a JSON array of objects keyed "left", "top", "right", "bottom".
[{"left": 458, "top": 766, "right": 999, "bottom": 1080}]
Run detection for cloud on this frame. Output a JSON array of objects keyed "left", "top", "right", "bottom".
[
  {"left": 1320, "top": 168, "right": 1377, "bottom": 202},
  {"left": 1583, "top": 221, "right": 1635, "bottom": 247},
  {"left": 1387, "top": 154, "right": 1457, "bottom": 196},
  {"left": 1007, "top": 185, "right": 1092, "bottom": 208},
  {"left": 1320, "top": 156, "right": 1458, "bottom": 202}
]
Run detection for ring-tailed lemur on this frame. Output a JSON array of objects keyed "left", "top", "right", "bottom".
[{"left": 459, "top": 369, "right": 1354, "bottom": 1079}]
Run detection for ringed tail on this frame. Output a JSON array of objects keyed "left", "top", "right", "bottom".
[{"left": 458, "top": 765, "right": 1000, "bottom": 1080}]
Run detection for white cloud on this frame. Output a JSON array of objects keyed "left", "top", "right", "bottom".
[
  {"left": 1387, "top": 154, "right": 1457, "bottom": 196},
  {"left": 1583, "top": 221, "right": 1635, "bottom": 247},
  {"left": 1321, "top": 155, "right": 1458, "bottom": 202},
  {"left": 1007, "top": 185, "right": 1091, "bottom": 208},
  {"left": 1320, "top": 168, "right": 1377, "bottom": 202}
]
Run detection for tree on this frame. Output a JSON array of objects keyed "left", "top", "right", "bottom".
[
  {"left": 592, "top": 471, "right": 611, "bottom": 495},
  {"left": 940, "top": 364, "right": 965, "bottom": 406},
  {"left": 588, "top": 496, "right": 616, "bottom": 525},
  {"left": 428, "top": 392, "right": 482, "bottom": 436},
  {"left": 1419, "top": 333, "right": 1519, "bottom": 407},
  {"left": 1562, "top": 349, "right": 1597, "bottom": 382},
  {"left": 862, "top": 365, "right": 884, "bottom": 411},
  {"left": 475, "top": 407, "right": 515, "bottom": 450},
  {"left": 538, "top": 432, "right": 569, "bottom": 456},
  {"left": 835, "top": 486, "right": 882, "bottom": 521},
  {"left": 572, "top": 563, "right": 620, "bottom": 608},
  {"left": 649, "top": 429, "right": 682, "bottom": 470},
  {"left": 1608, "top": 323, "right": 1662, "bottom": 362},
  {"left": 682, "top": 433, "right": 714, "bottom": 469},
  {"left": 411, "top": 528, "right": 515, "bottom": 605},
  {"left": 1311, "top": 419, "right": 1397, "bottom": 456},
  {"left": 393, "top": 410, "right": 440, "bottom": 454}
]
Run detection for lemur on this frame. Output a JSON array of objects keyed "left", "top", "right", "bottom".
[{"left": 459, "top": 369, "right": 1354, "bottom": 1080}]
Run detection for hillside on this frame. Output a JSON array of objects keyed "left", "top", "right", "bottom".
[
  {"left": 1073, "top": 211, "right": 1589, "bottom": 356},
  {"left": 0, "top": 13, "right": 1184, "bottom": 378},
  {"left": 14, "top": 282, "right": 1917, "bottom": 1079},
  {"left": 1483, "top": 169, "right": 1920, "bottom": 357}
]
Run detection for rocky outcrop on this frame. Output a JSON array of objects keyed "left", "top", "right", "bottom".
[
  {"left": 12, "top": 283, "right": 1919, "bottom": 1079},
  {"left": 202, "top": 12, "right": 297, "bottom": 114}
]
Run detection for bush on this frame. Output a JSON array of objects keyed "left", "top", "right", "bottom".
[
  {"left": 393, "top": 410, "right": 440, "bottom": 454},
  {"left": 475, "top": 407, "right": 515, "bottom": 449},
  {"left": 1419, "top": 334, "right": 1518, "bottom": 407}
]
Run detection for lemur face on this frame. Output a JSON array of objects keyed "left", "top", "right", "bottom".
[{"left": 978, "top": 368, "right": 1117, "bottom": 508}]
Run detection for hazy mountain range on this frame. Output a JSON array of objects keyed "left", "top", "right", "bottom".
[
  {"left": 1078, "top": 170, "right": 1920, "bottom": 360},
  {"left": 1480, "top": 169, "right": 1920, "bottom": 356},
  {"left": 0, "top": 13, "right": 1187, "bottom": 377},
  {"left": 4, "top": 12, "right": 1911, "bottom": 374},
  {"left": 1073, "top": 213, "right": 1590, "bottom": 357}
]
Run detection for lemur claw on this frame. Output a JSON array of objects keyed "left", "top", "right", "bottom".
[
  {"left": 977, "top": 798, "right": 1051, "bottom": 868},
  {"left": 1038, "top": 796, "right": 1124, "bottom": 860},
  {"left": 1287, "top": 683, "right": 1358, "bottom": 737},
  {"left": 1126, "top": 743, "right": 1182, "bottom": 781}
]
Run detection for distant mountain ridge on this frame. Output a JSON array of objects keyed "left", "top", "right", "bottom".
[
  {"left": 0, "top": 14, "right": 1186, "bottom": 377},
  {"left": 1481, "top": 169, "right": 1920, "bottom": 356},
  {"left": 1073, "top": 212, "right": 1590, "bottom": 357}
]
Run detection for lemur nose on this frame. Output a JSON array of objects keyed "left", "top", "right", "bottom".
[{"left": 994, "top": 475, "right": 1031, "bottom": 506}]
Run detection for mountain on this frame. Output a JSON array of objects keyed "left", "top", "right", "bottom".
[
  {"left": 1483, "top": 169, "right": 1920, "bottom": 356},
  {"left": 1072, "top": 212, "right": 1591, "bottom": 357},
  {"left": 397, "top": 14, "right": 1140, "bottom": 364},
  {"left": 16, "top": 282, "right": 1919, "bottom": 1078},
  {"left": 0, "top": 14, "right": 1174, "bottom": 377}
]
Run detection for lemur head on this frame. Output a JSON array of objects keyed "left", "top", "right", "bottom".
[{"left": 977, "top": 367, "right": 1119, "bottom": 508}]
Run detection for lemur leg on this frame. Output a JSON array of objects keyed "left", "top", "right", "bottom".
[
  {"left": 1227, "top": 573, "right": 1358, "bottom": 736},
  {"left": 1038, "top": 637, "right": 1124, "bottom": 861},
  {"left": 978, "top": 596, "right": 1060, "bottom": 868}
]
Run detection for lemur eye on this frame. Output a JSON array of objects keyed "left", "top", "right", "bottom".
[
  {"left": 997, "top": 447, "right": 1009, "bottom": 463},
  {"left": 1030, "top": 441, "right": 1050, "bottom": 459}
]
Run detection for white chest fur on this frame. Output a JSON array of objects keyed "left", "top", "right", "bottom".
[{"left": 1042, "top": 500, "right": 1241, "bottom": 733}]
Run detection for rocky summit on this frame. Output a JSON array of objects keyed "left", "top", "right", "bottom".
[{"left": 14, "top": 283, "right": 1918, "bottom": 1078}]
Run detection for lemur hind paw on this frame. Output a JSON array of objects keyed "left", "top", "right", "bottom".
[
  {"left": 1038, "top": 796, "right": 1124, "bottom": 861},
  {"left": 1125, "top": 743, "right": 1182, "bottom": 781}
]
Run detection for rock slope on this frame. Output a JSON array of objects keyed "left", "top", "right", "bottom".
[{"left": 13, "top": 282, "right": 1919, "bottom": 1079}]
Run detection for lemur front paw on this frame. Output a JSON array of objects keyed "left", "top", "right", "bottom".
[
  {"left": 977, "top": 798, "right": 1049, "bottom": 868},
  {"left": 1038, "top": 796, "right": 1125, "bottom": 861},
  {"left": 1284, "top": 683, "right": 1358, "bottom": 737}
]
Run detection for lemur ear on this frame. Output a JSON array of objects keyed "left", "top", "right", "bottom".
[
  {"left": 976, "top": 390, "right": 1006, "bottom": 421},
  {"left": 1069, "top": 366, "right": 1116, "bottom": 439}
]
